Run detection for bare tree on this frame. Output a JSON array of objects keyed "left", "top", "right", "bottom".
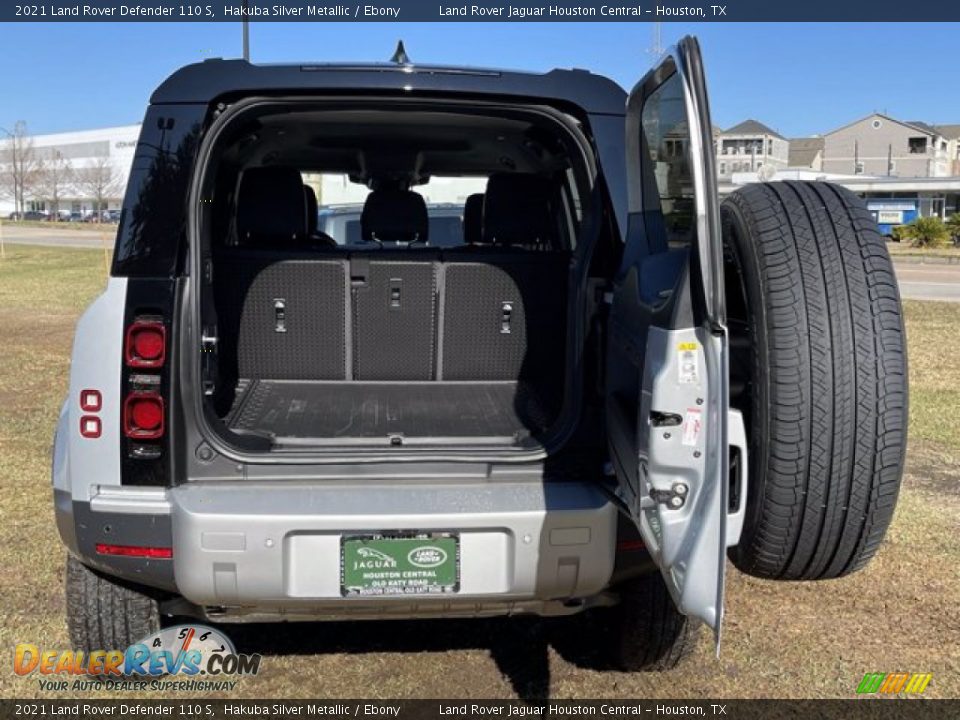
[
  {"left": 75, "top": 156, "right": 121, "bottom": 221},
  {"left": 0, "top": 121, "right": 41, "bottom": 218},
  {"left": 36, "top": 150, "right": 73, "bottom": 220}
]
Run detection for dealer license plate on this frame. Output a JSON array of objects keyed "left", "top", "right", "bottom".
[{"left": 340, "top": 534, "right": 460, "bottom": 596}]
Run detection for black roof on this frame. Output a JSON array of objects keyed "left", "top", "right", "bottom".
[{"left": 150, "top": 59, "right": 628, "bottom": 115}]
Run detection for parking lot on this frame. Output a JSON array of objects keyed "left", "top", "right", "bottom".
[{"left": 0, "top": 243, "right": 957, "bottom": 700}]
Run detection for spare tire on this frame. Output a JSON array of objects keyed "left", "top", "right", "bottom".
[{"left": 721, "top": 181, "right": 908, "bottom": 581}]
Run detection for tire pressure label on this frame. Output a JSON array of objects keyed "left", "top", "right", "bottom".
[{"left": 677, "top": 342, "right": 700, "bottom": 385}]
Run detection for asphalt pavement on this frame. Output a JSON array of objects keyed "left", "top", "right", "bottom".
[{"left": 1, "top": 224, "right": 959, "bottom": 302}]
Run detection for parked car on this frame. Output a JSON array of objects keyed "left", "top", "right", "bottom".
[
  {"left": 67, "top": 212, "right": 84, "bottom": 223},
  {"left": 55, "top": 37, "right": 908, "bottom": 671}
]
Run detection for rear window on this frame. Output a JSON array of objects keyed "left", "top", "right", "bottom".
[
  {"left": 111, "top": 104, "right": 206, "bottom": 277},
  {"left": 309, "top": 173, "right": 486, "bottom": 247}
]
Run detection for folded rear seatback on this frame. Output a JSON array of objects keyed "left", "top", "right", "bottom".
[
  {"left": 350, "top": 251, "right": 439, "bottom": 381},
  {"left": 215, "top": 249, "right": 350, "bottom": 381}
]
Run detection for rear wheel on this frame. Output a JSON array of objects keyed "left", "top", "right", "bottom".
[
  {"left": 722, "top": 181, "right": 908, "bottom": 581},
  {"left": 599, "top": 573, "right": 700, "bottom": 671},
  {"left": 66, "top": 555, "right": 161, "bottom": 651}
]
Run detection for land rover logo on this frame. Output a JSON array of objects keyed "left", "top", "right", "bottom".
[{"left": 407, "top": 546, "right": 447, "bottom": 568}]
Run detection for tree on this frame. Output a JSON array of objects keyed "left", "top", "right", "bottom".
[
  {"left": 898, "top": 216, "right": 950, "bottom": 249},
  {"left": 35, "top": 150, "right": 73, "bottom": 219},
  {"left": 946, "top": 213, "right": 960, "bottom": 246},
  {"left": 74, "top": 156, "right": 121, "bottom": 221},
  {"left": 0, "top": 121, "right": 41, "bottom": 218}
]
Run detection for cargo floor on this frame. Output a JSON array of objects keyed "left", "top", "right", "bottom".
[{"left": 225, "top": 380, "right": 556, "bottom": 442}]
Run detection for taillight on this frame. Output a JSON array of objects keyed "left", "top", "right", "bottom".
[
  {"left": 125, "top": 321, "right": 166, "bottom": 368},
  {"left": 123, "top": 392, "right": 165, "bottom": 439}
]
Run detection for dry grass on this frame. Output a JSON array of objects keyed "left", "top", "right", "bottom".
[{"left": 0, "top": 247, "right": 957, "bottom": 700}]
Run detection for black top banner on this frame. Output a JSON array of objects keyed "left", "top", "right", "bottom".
[{"left": 4, "top": 0, "right": 960, "bottom": 22}]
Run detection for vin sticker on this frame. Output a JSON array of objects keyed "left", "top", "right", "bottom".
[{"left": 677, "top": 342, "right": 699, "bottom": 385}]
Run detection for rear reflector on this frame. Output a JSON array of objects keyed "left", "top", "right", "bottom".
[
  {"left": 79, "top": 389, "right": 101, "bottom": 412},
  {"left": 96, "top": 543, "right": 172, "bottom": 559},
  {"left": 125, "top": 321, "right": 166, "bottom": 368},
  {"left": 123, "top": 392, "right": 165, "bottom": 439},
  {"left": 79, "top": 415, "right": 101, "bottom": 439}
]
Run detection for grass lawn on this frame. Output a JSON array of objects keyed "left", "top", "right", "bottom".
[{"left": 0, "top": 245, "right": 957, "bottom": 700}]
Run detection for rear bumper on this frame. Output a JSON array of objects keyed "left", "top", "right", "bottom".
[{"left": 68, "top": 480, "right": 618, "bottom": 618}]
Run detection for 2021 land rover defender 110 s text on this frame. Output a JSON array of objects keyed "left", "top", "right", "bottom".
[{"left": 54, "top": 37, "right": 908, "bottom": 670}]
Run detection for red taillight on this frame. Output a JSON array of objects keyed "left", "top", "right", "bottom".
[
  {"left": 96, "top": 543, "right": 172, "bottom": 559},
  {"left": 123, "top": 392, "right": 165, "bottom": 439},
  {"left": 125, "top": 321, "right": 166, "bottom": 368}
]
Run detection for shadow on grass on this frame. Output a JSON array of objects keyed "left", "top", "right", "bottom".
[{"left": 173, "top": 614, "right": 614, "bottom": 700}]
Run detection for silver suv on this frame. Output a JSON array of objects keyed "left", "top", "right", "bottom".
[{"left": 54, "top": 37, "right": 907, "bottom": 670}]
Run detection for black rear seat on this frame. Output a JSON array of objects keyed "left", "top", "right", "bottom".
[
  {"left": 352, "top": 189, "right": 438, "bottom": 380},
  {"left": 440, "top": 174, "right": 568, "bottom": 398},
  {"left": 217, "top": 171, "right": 568, "bottom": 397},
  {"left": 216, "top": 167, "right": 349, "bottom": 381}
]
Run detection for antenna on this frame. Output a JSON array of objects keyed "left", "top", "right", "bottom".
[{"left": 390, "top": 40, "right": 411, "bottom": 65}]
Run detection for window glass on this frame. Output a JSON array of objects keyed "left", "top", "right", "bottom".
[
  {"left": 307, "top": 173, "right": 486, "bottom": 247},
  {"left": 640, "top": 71, "right": 696, "bottom": 249}
]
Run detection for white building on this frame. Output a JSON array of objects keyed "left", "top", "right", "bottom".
[
  {"left": 715, "top": 119, "right": 790, "bottom": 181},
  {"left": 0, "top": 124, "right": 140, "bottom": 217}
]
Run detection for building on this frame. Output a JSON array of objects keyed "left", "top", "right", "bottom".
[
  {"left": 0, "top": 124, "right": 139, "bottom": 217},
  {"left": 787, "top": 137, "right": 825, "bottom": 171},
  {"left": 822, "top": 113, "right": 953, "bottom": 178},
  {"left": 934, "top": 125, "right": 960, "bottom": 175},
  {"left": 715, "top": 120, "right": 789, "bottom": 181}
]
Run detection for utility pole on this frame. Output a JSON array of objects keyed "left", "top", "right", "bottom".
[{"left": 242, "top": 0, "right": 250, "bottom": 60}]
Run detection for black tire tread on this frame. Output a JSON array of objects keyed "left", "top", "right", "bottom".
[
  {"left": 66, "top": 555, "right": 161, "bottom": 651},
  {"left": 723, "top": 181, "right": 907, "bottom": 581},
  {"left": 611, "top": 574, "right": 700, "bottom": 672}
]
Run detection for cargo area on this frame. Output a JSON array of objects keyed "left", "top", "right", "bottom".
[
  {"left": 195, "top": 102, "right": 594, "bottom": 453},
  {"left": 225, "top": 380, "right": 555, "bottom": 444}
]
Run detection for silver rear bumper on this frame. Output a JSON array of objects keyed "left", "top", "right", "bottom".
[{"left": 169, "top": 480, "right": 617, "bottom": 616}]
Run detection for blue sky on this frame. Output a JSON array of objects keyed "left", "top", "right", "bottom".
[{"left": 1, "top": 22, "right": 957, "bottom": 138}]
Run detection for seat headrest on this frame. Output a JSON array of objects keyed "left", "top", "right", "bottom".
[
  {"left": 360, "top": 189, "right": 428, "bottom": 244},
  {"left": 482, "top": 173, "right": 557, "bottom": 246},
  {"left": 303, "top": 185, "right": 318, "bottom": 235},
  {"left": 236, "top": 167, "right": 307, "bottom": 245},
  {"left": 462, "top": 193, "right": 485, "bottom": 246}
]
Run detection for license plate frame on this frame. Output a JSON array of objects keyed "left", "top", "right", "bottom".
[{"left": 340, "top": 533, "right": 460, "bottom": 597}]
